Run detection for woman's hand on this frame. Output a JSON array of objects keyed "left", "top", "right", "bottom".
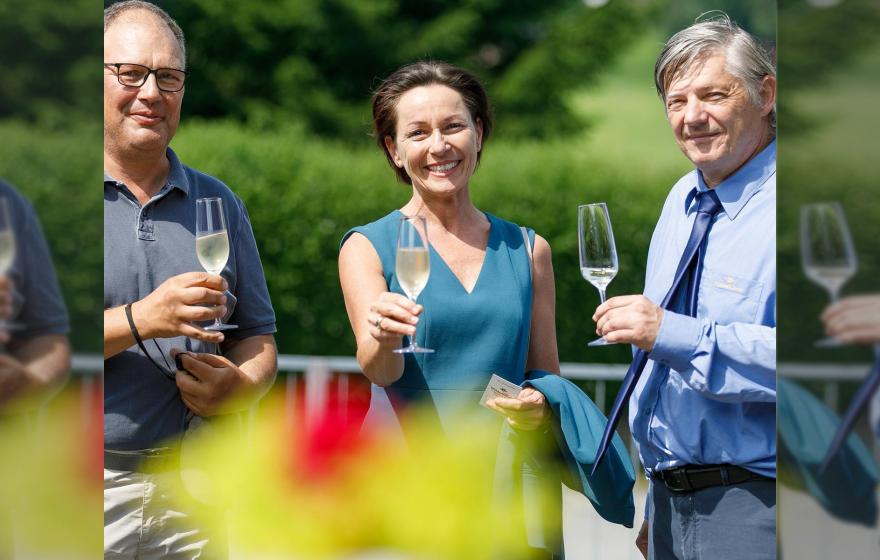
[
  {"left": 488, "top": 387, "right": 549, "bottom": 431},
  {"left": 368, "top": 292, "right": 422, "bottom": 347}
]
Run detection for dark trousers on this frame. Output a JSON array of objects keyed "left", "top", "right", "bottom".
[{"left": 649, "top": 478, "right": 776, "bottom": 560}]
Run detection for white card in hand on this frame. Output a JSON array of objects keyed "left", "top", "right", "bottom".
[{"left": 479, "top": 373, "right": 522, "bottom": 412}]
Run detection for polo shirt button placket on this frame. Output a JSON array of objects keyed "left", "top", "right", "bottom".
[{"left": 138, "top": 206, "right": 155, "bottom": 241}]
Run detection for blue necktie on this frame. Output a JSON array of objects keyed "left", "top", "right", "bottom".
[
  {"left": 591, "top": 189, "right": 723, "bottom": 476},
  {"left": 819, "top": 346, "right": 880, "bottom": 473}
]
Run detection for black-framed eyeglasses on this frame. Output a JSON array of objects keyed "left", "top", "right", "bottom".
[{"left": 104, "top": 62, "right": 189, "bottom": 92}]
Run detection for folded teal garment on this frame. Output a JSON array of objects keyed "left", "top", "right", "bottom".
[
  {"left": 778, "top": 378, "right": 878, "bottom": 526},
  {"left": 526, "top": 370, "right": 636, "bottom": 528}
]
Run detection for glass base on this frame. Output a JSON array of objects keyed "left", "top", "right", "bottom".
[
  {"left": 204, "top": 322, "right": 238, "bottom": 331},
  {"left": 815, "top": 336, "right": 843, "bottom": 348},
  {"left": 587, "top": 336, "right": 617, "bottom": 347},
  {"left": 393, "top": 344, "right": 435, "bottom": 354}
]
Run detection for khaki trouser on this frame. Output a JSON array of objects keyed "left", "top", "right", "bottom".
[{"left": 104, "top": 468, "right": 226, "bottom": 560}]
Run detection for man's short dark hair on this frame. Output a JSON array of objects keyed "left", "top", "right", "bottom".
[{"left": 104, "top": 1, "right": 187, "bottom": 68}]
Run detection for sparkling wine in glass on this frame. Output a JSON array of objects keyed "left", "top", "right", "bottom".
[
  {"left": 0, "top": 198, "right": 18, "bottom": 334},
  {"left": 800, "top": 202, "right": 857, "bottom": 347},
  {"left": 196, "top": 197, "right": 237, "bottom": 331},
  {"left": 0, "top": 198, "right": 15, "bottom": 276},
  {"left": 394, "top": 215, "right": 434, "bottom": 354},
  {"left": 579, "top": 203, "right": 619, "bottom": 347}
]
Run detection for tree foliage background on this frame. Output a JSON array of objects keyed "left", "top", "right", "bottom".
[
  {"left": 153, "top": 0, "right": 646, "bottom": 139},
  {"left": 777, "top": 0, "right": 880, "bottom": 364}
]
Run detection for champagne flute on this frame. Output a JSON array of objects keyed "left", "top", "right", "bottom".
[
  {"left": 0, "top": 198, "right": 18, "bottom": 334},
  {"left": 0, "top": 198, "right": 15, "bottom": 275},
  {"left": 579, "top": 203, "right": 619, "bottom": 347},
  {"left": 800, "top": 202, "right": 857, "bottom": 347},
  {"left": 196, "top": 197, "right": 237, "bottom": 331},
  {"left": 394, "top": 215, "right": 434, "bottom": 354}
]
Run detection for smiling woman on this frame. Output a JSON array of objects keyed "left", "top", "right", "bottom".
[
  {"left": 337, "top": 60, "right": 563, "bottom": 554},
  {"left": 385, "top": 84, "right": 483, "bottom": 199}
]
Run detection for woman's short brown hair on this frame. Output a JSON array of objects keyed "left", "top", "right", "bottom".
[{"left": 371, "top": 60, "right": 494, "bottom": 185}]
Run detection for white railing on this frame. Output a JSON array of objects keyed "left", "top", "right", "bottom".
[
  {"left": 72, "top": 353, "right": 103, "bottom": 374},
  {"left": 272, "top": 354, "right": 875, "bottom": 466},
  {"left": 83, "top": 353, "right": 873, "bottom": 414},
  {"left": 276, "top": 354, "right": 870, "bottom": 411}
]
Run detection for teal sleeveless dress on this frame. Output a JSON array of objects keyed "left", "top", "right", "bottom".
[{"left": 341, "top": 209, "right": 535, "bottom": 437}]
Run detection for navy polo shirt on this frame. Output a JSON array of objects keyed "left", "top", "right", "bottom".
[
  {"left": 0, "top": 179, "right": 69, "bottom": 342},
  {"left": 104, "top": 148, "right": 276, "bottom": 450}
]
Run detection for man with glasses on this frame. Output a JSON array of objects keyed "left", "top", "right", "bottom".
[{"left": 102, "top": 2, "right": 277, "bottom": 558}]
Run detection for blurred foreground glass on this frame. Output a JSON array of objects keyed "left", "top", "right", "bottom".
[
  {"left": 578, "top": 203, "right": 619, "bottom": 347},
  {"left": 196, "top": 197, "right": 236, "bottom": 331},
  {"left": 0, "top": 197, "right": 21, "bottom": 334},
  {"left": 0, "top": 198, "right": 14, "bottom": 276},
  {"left": 800, "top": 202, "right": 857, "bottom": 346},
  {"left": 394, "top": 215, "right": 434, "bottom": 354}
]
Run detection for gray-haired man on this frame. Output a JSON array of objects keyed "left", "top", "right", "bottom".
[
  {"left": 102, "top": 2, "right": 277, "bottom": 558},
  {"left": 592, "top": 15, "right": 777, "bottom": 559}
]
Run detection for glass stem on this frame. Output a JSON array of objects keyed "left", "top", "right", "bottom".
[
  {"left": 829, "top": 287, "right": 840, "bottom": 304},
  {"left": 598, "top": 288, "right": 607, "bottom": 304},
  {"left": 410, "top": 295, "right": 419, "bottom": 348}
]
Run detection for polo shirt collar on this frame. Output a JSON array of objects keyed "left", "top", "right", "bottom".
[
  {"left": 684, "top": 138, "right": 776, "bottom": 220},
  {"left": 164, "top": 147, "right": 189, "bottom": 195},
  {"left": 103, "top": 147, "right": 190, "bottom": 196}
]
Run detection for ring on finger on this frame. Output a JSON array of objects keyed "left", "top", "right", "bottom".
[{"left": 374, "top": 316, "right": 383, "bottom": 330}]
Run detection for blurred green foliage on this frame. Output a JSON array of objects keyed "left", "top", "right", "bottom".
[
  {"left": 0, "top": 0, "right": 101, "bottom": 126},
  {"left": 778, "top": 0, "right": 880, "bottom": 133},
  {"left": 149, "top": 0, "right": 647, "bottom": 139},
  {"left": 657, "top": 0, "right": 776, "bottom": 43},
  {"left": 777, "top": 35, "right": 880, "bottom": 365}
]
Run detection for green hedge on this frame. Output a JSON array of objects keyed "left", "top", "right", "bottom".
[
  {"left": 172, "top": 120, "right": 689, "bottom": 362},
  {"left": 777, "top": 43, "right": 880, "bottom": 365}
]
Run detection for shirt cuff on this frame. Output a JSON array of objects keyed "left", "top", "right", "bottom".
[{"left": 649, "top": 310, "right": 701, "bottom": 372}]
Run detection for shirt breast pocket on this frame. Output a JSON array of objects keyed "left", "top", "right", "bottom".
[{"left": 699, "top": 267, "right": 764, "bottom": 324}]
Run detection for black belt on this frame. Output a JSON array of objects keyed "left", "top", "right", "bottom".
[
  {"left": 104, "top": 447, "right": 180, "bottom": 473},
  {"left": 653, "top": 464, "right": 772, "bottom": 493}
]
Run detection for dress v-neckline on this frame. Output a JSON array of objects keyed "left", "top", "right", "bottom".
[{"left": 395, "top": 210, "right": 493, "bottom": 296}]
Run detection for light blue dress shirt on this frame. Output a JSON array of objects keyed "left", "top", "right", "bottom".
[{"left": 629, "top": 140, "right": 776, "bottom": 480}]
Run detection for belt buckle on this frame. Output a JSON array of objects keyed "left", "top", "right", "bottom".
[
  {"left": 675, "top": 468, "right": 694, "bottom": 492},
  {"left": 661, "top": 467, "right": 693, "bottom": 493}
]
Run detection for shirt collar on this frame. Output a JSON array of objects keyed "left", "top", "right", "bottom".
[
  {"left": 684, "top": 138, "right": 776, "bottom": 220},
  {"left": 103, "top": 147, "right": 190, "bottom": 196}
]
